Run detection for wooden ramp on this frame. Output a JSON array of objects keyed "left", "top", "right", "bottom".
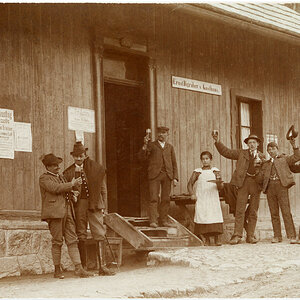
[{"left": 104, "top": 213, "right": 203, "bottom": 251}]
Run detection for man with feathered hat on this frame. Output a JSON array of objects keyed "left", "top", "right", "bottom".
[{"left": 64, "top": 142, "right": 115, "bottom": 276}]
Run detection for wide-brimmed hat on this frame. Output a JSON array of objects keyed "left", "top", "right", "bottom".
[
  {"left": 70, "top": 141, "right": 88, "bottom": 156},
  {"left": 157, "top": 126, "right": 169, "bottom": 133},
  {"left": 40, "top": 153, "right": 63, "bottom": 167},
  {"left": 286, "top": 125, "right": 298, "bottom": 140},
  {"left": 244, "top": 134, "right": 261, "bottom": 144}
]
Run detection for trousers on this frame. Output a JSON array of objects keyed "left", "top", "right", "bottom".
[
  {"left": 75, "top": 198, "right": 106, "bottom": 241},
  {"left": 266, "top": 180, "right": 296, "bottom": 239},
  {"left": 149, "top": 172, "right": 171, "bottom": 224},
  {"left": 234, "top": 176, "right": 261, "bottom": 238},
  {"left": 47, "top": 203, "right": 81, "bottom": 266}
]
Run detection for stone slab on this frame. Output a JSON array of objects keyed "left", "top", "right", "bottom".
[
  {"left": 0, "top": 256, "right": 20, "bottom": 278},
  {"left": 18, "top": 254, "right": 43, "bottom": 275},
  {"left": 0, "top": 230, "right": 6, "bottom": 257},
  {"left": 7, "top": 230, "right": 33, "bottom": 256}
]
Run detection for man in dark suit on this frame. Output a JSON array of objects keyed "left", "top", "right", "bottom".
[
  {"left": 139, "top": 126, "right": 179, "bottom": 228},
  {"left": 256, "top": 138, "right": 300, "bottom": 243},
  {"left": 64, "top": 142, "right": 115, "bottom": 276},
  {"left": 212, "top": 133, "right": 265, "bottom": 244},
  {"left": 39, "top": 153, "right": 91, "bottom": 279}
]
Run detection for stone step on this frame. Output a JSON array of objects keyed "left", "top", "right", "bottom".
[
  {"left": 136, "top": 226, "right": 178, "bottom": 237},
  {"left": 124, "top": 217, "right": 150, "bottom": 227},
  {"left": 149, "top": 236, "right": 190, "bottom": 248}
]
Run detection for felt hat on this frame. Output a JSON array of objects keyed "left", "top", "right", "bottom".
[
  {"left": 244, "top": 134, "right": 261, "bottom": 144},
  {"left": 286, "top": 125, "right": 298, "bottom": 140},
  {"left": 157, "top": 126, "right": 169, "bottom": 133},
  {"left": 40, "top": 153, "right": 63, "bottom": 167},
  {"left": 70, "top": 141, "right": 88, "bottom": 156}
]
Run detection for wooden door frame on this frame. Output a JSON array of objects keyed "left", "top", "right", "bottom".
[
  {"left": 230, "top": 88, "right": 265, "bottom": 150},
  {"left": 92, "top": 40, "right": 157, "bottom": 167}
]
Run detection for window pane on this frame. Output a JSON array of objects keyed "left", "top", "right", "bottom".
[
  {"left": 241, "top": 127, "right": 251, "bottom": 149},
  {"left": 240, "top": 102, "right": 250, "bottom": 126}
]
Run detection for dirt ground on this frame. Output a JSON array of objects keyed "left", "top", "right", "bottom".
[
  {"left": 198, "top": 267, "right": 300, "bottom": 298},
  {"left": 0, "top": 259, "right": 299, "bottom": 298}
]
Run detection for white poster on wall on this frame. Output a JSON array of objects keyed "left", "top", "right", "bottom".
[
  {"left": 14, "top": 122, "right": 32, "bottom": 152},
  {"left": 0, "top": 108, "right": 14, "bottom": 159},
  {"left": 68, "top": 106, "right": 95, "bottom": 133}
]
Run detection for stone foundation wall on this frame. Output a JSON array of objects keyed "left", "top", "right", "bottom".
[{"left": 0, "top": 220, "right": 73, "bottom": 279}]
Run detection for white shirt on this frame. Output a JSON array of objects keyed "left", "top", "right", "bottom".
[
  {"left": 75, "top": 163, "right": 84, "bottom": 171},
  {"left": 250, "top": 149, "right": 257, "bottom": 157},
  {"left": 158, "top": 140, "right": 165, "bottom": 148}
]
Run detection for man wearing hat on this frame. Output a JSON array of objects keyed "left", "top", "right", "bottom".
[
  {"left": 139, "top": 126, "right": 179, "bottom": 228},
  {"left": 39, "top": 153, "right": 92, "bottom": 278},
  {"left": 212, "top": 132, "right": 265, "bottom": 244},
  {"left": 256, "top": 138, "right": 300, "bottom": 244},
  {"left": 63, "top": 142, "right": 115, "bottom": 276}
]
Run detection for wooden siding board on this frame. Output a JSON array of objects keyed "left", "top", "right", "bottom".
[
  {"left": 185, "top": 18, "right": 193, "bottom": 194},
  {"left": 0, "top": 5, "right": 299, "bottom": 219}
]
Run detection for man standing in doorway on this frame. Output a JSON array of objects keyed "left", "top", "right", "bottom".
[
  {"left": 212, "top": 132, "right": 265, "bottom": 244},
  {"left": 139, "top": 126, "right": 179, "bottom": 228},
  {"left": 64, "top": 142, "right": 115, "bottom": 276}
]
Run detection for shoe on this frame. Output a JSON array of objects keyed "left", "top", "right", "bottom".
[
  {"left": 229, "top": 236, "right": 241, "bottom": 245},
  {"left": 246, "top": 236, "right": 258, "bottom": 244},
  {"left": 271, "top": 237, "right": 282, "bottom": 243},
  {"left": 150, "top": 222, "right": 158, "bottom": 228},
  {"left": 97, "top": 241, "right": 116, "bottom": 276},
  {"left": 54, "top": 265, "right": 64, "bottom": 279},
  {"left": 74, "top": 264, "right": 93, "bottom": 278},
  {"left": 289, "top": 238, "right": 297, "bottom": 244},
  {"left": 99, "top": 265, "right": 116, "bottom": 276}
]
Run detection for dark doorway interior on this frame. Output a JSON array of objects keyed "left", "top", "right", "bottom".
[{"left": 104, "top": 83, "right": 149, "bottom": 217}]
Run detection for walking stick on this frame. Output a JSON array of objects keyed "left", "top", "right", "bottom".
[{"left": 105, "top": 234, "right": 120, "bottom": 271}]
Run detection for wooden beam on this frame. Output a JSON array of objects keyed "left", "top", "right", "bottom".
[
  {"left": 93, "top": 42, "right": 106, "bottom": 166},
  {"left": 149, "top": 58, "right": 157, "bottom": 141}
]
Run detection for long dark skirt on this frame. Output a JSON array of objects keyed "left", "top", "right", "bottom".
[{"left": 194, "top": 223, "right": 223, "bottom": 237}]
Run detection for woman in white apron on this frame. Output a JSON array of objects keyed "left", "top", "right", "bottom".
[{"left": 187, "top": 151, "right": 224, "bottom": 246}]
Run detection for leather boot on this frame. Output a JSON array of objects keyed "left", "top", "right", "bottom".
[
  {"left": 78, "top": 240, "right": 87, "bottom": 269},
  {"left": 54, "top": 265, "right": 64, "bottom": 279},
  {"left": 97, "top": 241, "right": 116, "bottom": 276},
  {"left": 74, "top": 264, "right": 93, "bottom": 278}
]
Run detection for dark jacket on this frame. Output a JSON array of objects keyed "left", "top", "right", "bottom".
[
  {"left": 290, "top": 162, "right": 300, "bottom": 173},
  {"left": 63, "top": 157, "right": 107, "bottom": 210},
  {"left": 139, "top": 141, "right": 179, "bottom": 180},
  {"left": 256, "top": 148, "right": 300, "bottom": 192},
  {"left": 215, "top": 141, "right": 265, "bottom": 188},
  {"left": 39, "top": 172, "right": 73, "bottom": 220}
]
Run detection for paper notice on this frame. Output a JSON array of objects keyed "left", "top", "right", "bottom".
[
  {"left": 14, "top": 122, "right": 32, "bottom": 152},
  {"left": 0, "top": 108, "right": 14, "bottom": 159}
]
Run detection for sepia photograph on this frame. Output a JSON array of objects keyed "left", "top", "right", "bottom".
[{"left": 0, "top": 1, "right": 299, "bottom": 298}]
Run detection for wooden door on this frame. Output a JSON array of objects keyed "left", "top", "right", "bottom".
[{"left": 104, "top": 83, "right": 148, "bottom": 216}]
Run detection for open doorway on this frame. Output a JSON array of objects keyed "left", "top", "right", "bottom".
[{"left": 104, "top": 82, "right": 149, "bottom": 217}]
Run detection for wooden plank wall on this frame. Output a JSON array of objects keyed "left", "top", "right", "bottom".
[
  {"left": 0, "top": 4, "right": 96, "bottom": 212},
  {"left": 0, "top": 4, "right": 299, "bottom": 219},
  {"left": 153, "top": 6, "right": 300, "bottom": 218}
]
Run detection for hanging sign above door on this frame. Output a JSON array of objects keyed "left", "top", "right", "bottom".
[{"left": 172, "top": 76, "right": 222, "bottom": 96}]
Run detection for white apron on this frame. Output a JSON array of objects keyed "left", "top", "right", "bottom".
[{"left": 194, "top": 167, "right": 224, "bottom": 224}]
